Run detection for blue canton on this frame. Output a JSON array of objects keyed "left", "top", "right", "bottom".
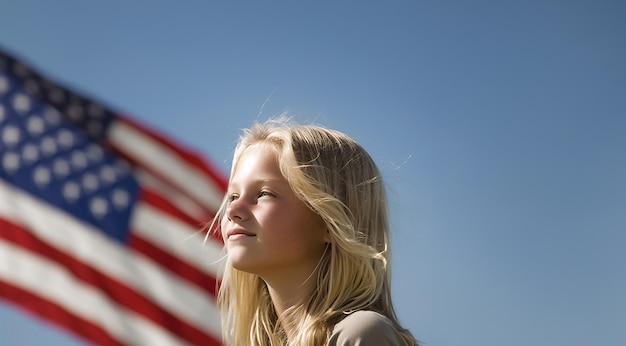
[{"left": 0, "top": 54, "right": 139, "bottom": 243}]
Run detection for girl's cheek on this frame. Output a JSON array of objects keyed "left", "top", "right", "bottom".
[{"left": 220, "top": 218, "right": 229, "bottom": 239}]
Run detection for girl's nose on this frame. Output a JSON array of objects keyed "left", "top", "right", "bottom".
[{"left": 225, "top": 198, "right": 248, "bottom": 222}]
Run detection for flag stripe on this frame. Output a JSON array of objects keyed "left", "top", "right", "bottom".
[
  {"left": 0, "top": 48, "right": 225, "bottom": 345},
  {"left": 0, "top": 219, "right": 217, "bottom": 344},
  {"left": 115, "top": 115, "right": 227, "bottom": 193},
  {"left": 108, "top": 118, "right": 225, "bottom": 211},
  {"left": 140, "top": 187, "right": 207, "bottom": 228},
  {"left": 135, "top": 168, "right": 214, "bottom": 222},
  {"left": 0, "top": 238, "right": 199, "bottom": 346},
  {"left": 139, "top": 188, "right": 223, "bottom": 247},
  {"left": 128, "top": 233, "right": 219, "bottom": 297},
  {"left": 0, "top": 179, "right": 221, "bottom": 337},
  {"left": 0, "top": 280, "right": 124, "bottom": 346},
  {"left": 131, "top": 200, "right": 224, "bottom": 278}
]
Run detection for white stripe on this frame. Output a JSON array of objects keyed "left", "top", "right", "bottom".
[
  {"left": 0, "top": 239, "right": 190, "bottom": 346},
  {"left": 134, "top": 168, "right": 209, "bottom": 221},
  {"left": 132, "top": 203, "right": 225, "bottom": 278},
  {"left": 108, "top": 120, "right": 224, "bottom": 211},
  {"left": 0, "top": 179, "right": 221, "bottom": 338}
]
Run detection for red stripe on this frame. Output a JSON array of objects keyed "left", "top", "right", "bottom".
[
  {"left": 107, "top": 142, "right": 220, "bottom": 219},
  {"left": 110, "top": 116, "right": 228, "bottom": 195},
  {"left": 134, "top": 190, "right": 223, "bottom": 295},
  {"left": 0, "top": 218, "right": 221, "bottom": 345},
  {"left": 115, "top": 116, "right": 228, "bottom": 191},
  {"left": 0, "top": 280, "right": 124, "bottom": 346},
  {"left": 128, "top": 232, "right": 218, "bottom": 297},
  {"left": 141, "top": 188, "right": 207, "bottom": 228},
  {"left": 140, "top": 189, "right": 224, "bottom": 244}
]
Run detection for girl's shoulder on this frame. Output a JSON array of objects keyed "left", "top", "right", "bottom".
[{"left": 328, "top": 310, "right": 408, "bottom": 346}]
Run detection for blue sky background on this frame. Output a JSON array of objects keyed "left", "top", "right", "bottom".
[{"left": 1, "top": 1, "right": 625, "bottom": 345}]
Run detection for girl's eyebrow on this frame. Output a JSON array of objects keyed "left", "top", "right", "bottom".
[{"left": 227, "top": 178, "right": 288, "bottom": 189}]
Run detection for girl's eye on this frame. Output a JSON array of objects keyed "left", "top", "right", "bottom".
[
  {"left": 227, "top": 194, "right": 239, "bottom": 202},
  {"left": 258, "top": 190, "right": 273, "bottom": 198}
]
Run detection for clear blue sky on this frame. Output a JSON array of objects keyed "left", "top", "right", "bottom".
[{"left": 1, "top": 1, "right": 625, "bottom": 345}]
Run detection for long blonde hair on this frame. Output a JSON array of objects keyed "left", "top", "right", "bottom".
[{"left": 212, "top": 118, "right": 418, "bottom": 346}]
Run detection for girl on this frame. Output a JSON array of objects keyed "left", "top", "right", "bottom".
[{"left": 212, "top": 118, "right": 418, "bottom": 346}]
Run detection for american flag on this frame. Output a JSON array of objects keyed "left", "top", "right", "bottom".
[{"left": 0, "top": 49, "right": 226, "bottom": 345}]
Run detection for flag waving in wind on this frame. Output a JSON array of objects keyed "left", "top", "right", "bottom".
[{"left": 0, "top": 48, "right": 226, "bottom": 345}]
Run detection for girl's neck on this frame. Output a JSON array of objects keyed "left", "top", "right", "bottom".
[
  {"left": 265, "top": 275, "right": 314, "bottom": 317},
  {"left": 262, "top": 278, "right": 312, "bottom": 342},
  {"left": 263, "top": 244, "right": 329, "bottom": 317}
]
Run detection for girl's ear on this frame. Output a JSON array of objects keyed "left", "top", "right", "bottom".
[{"left": 323, "top": 229, "right": 332, "bottom": 244}]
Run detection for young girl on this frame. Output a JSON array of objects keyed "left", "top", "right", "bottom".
[{"left": 212, "top": 118, "right": 419, "bottom": 346}]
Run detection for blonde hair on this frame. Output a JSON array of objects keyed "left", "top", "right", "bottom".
[{"left": 212, "top": 118, "right": 418, "bottom": 346}]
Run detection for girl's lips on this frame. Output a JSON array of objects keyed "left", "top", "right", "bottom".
[
  {"left": 226, "top": 229, "right": 256, "bottom": 239},
  {"left": 227, "top": 233, "right": 256, "bottom": 240}
]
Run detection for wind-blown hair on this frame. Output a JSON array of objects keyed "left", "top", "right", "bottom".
[{"left": 212, "top": 118, "right": 418, "bottom": 346}]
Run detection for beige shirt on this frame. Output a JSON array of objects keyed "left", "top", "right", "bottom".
[{"left": 328, "top": 310, "right": 409, "bottom": 346}]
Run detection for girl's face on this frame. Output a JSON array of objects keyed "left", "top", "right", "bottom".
[{"left": 221, "top": 144, "right": 329, "bottom": 281}]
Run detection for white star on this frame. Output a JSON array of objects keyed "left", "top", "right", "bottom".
[
  {"left": 13, "top": 93, "right": 31, "bottom": 114},
  {"left": 100, "top": 165, "right": 117, "bottom": 184},
  {"left": 114, "top": 160, "right": 131, "bottom": 175},
  {"left": 86, "top": 144, "right": 104, "bottom": 162},
  {"left": 22, "top": 144, "right": 39, "bottom": 164},
  {"left": 33, "top": 166, "right": 51, "bottom": 187},
  {"left": 63, "top": 181, "right": 81, "bottom": 202},
  {"left": 82, "top": 173, "right": 99, "bottom": 191},
  {"left": 90, "top": 197, "right": 109, "bottom": 218},
  {"left": 44, "top": 107, "right": 62, "bottom": 125},
  {"left": 40, "top": 136, "right": 58, "bottom": 156},
  {"left": 0, "top": 75, "right": 9, "bottom": 95},
  {"left": 2, "top": 152, "right": 20, "bottom": 172},
  {"left": 1, "top": 125, "right": 21, "bottom": 147},
  {"left": 27, "top": 116, "right": 45, "bottom": 135},
  {"left": 71, "top": 151, "right": 88, "bottom": 169},
  {"left": 53, "top": 158, "right": 70, "bottom": 177},
  {"left": 67, "top": 104, "right": 84, "bottom": 122},
  {"left": 112, "top": 188, "right": 130, "bottom": 209},
  {"left": 57, "top": 129, "right": 75, "bottom": 149}
]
